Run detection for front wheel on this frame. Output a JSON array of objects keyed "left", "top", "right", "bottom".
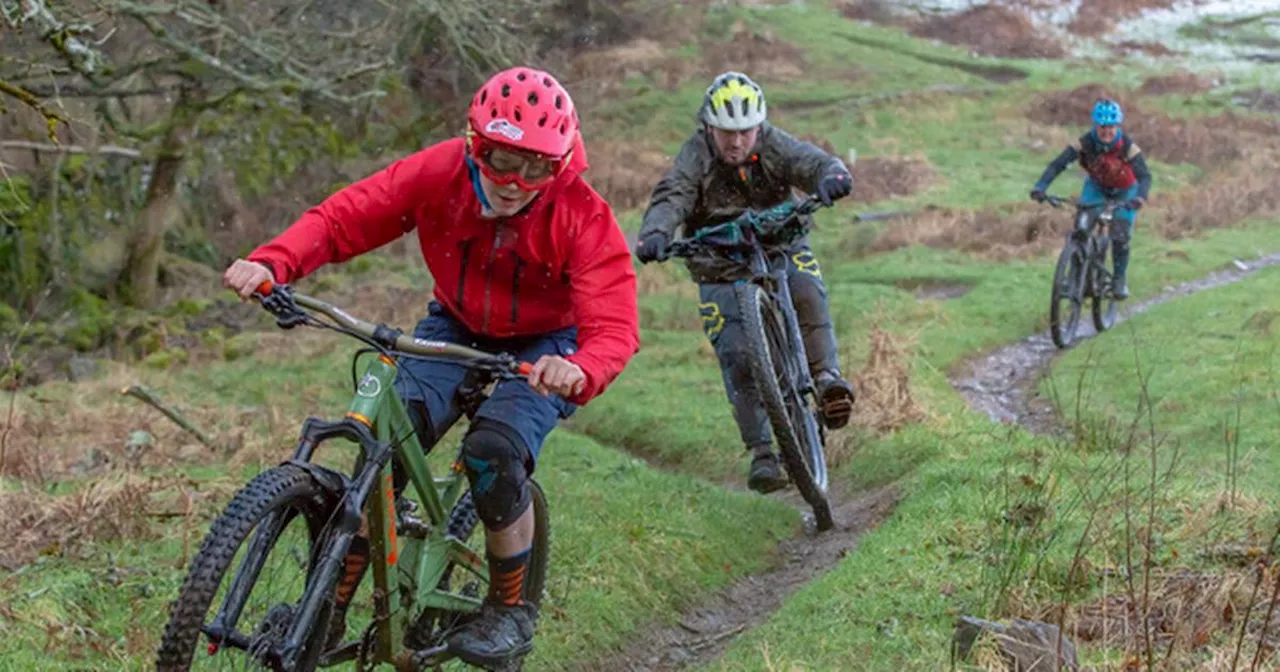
[
  {"left": 737, "top": 282, "right": 834, "bottom": 532},
  {"left": 156, "top": 464, "right": 340, "bottom": 671},
  {"left": 1089, "top": 238, "right": 1118, "bottom": 333},
  {"left": 1050, "top": 239, "right": 1086, "bottom": 349}
]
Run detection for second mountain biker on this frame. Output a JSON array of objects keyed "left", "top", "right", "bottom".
[{"left": 634, "top": 71, "right": 856, "bottom": 494}]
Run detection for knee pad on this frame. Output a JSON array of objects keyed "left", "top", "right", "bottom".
[{"left": 460, "top": 420, "right": 532, "bottom": 531}]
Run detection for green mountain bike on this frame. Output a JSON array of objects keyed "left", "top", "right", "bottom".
[{"left": 155, "top": 283, "right": 548, "bottom": 671}]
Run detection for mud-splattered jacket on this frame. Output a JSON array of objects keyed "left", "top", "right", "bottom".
[
  {"left": 1036, "top": 130, "right": 1152, "bottom": 198},
  {"left": 638, "top": 122, "right": 851, "bottom": 283}
]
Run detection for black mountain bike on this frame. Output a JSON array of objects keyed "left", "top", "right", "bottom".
[
  {"left": 1041, "top": 194, "right": 1128, "bottom": 349},
  {"left": 667, "top": 196, "right": 835, "bottom": 532}
]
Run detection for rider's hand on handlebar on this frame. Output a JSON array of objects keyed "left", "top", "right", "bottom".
[
  {"left": 1126, "top": 197, "right": 1146, "bottom": 211},
  {"left": 817, "top": 172, "right": 852, "bottom": 207},
  {"left": 223, "top": 259, "right": 275, "bottom": 300},
  {"left": 1030, "top": 188, "right": 1046, "bottom": 203},
  {"left": 635, "top": 232, "right": 671, "bottom": 264},
  {"left": 528, "top": 355, "right": 585, "bottom": 398}
]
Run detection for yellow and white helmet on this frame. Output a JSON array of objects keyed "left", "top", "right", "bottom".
[{"left": 701, "top": 71, "right": 767, "bottom": 131}]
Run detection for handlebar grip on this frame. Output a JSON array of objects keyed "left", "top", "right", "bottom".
[
  {"left": 255, "top": 280, "right": 275, "bottom": 296},
  {"left": 516, "top": 362, "right": 534, "bottom": 377}
]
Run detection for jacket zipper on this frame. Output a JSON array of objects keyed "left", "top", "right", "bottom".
[
  {"left": 455, "top": 240, "right": 473, "bottom": 307},
  {"left": 510, "top": 256, "right": 525, "bottom": 325},
  {"left": 482, "top": 224, "right": 503, "bottom": 333}
]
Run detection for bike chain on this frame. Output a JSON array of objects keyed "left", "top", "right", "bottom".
[{"left": 354, "top": 620, "right": 378, "bottom": 672}]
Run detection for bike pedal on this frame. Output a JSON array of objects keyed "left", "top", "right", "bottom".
[{"left": 397, "top": 514, "right": 430, "bottom": 539}]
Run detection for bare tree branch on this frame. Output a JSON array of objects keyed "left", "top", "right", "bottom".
[
  {"left": 0, "top": 78, "right": 68, "bottom": 139},
  {"left": 0, "top": 139, "right": 144, "bottom": 159},
  {"left": 7, "top": 0, "right": 105, "bottom": 76}
]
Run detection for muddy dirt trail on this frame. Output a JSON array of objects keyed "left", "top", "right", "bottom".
[
  {"left": 581, "top": 484, "right": 900, "bottom": 672},
  {"left": 952, "top": 252, "right": 1280, "bottom": 432}
]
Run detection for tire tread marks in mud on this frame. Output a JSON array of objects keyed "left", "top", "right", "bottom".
[{"left": 156, "top": 464, "right": 333, "bottom": 671}]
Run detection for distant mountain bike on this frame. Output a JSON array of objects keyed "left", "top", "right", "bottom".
[
  {"left": 667, "top": 195, "right": 835, "bottom": 532},
  {"left": 1039, "top": 194, "right": 1128, "bottom": 349},
  {"left": 155, "top": 283, "right": 546, "bottom": 671}
]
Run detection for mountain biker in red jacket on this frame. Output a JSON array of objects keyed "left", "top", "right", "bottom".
[{"left": 222, "top": 67, "right": 639, "bottom": 668}]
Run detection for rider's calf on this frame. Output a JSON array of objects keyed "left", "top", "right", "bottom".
[{"left": 460, "top": 419, "right": 533, "bottom": 531}]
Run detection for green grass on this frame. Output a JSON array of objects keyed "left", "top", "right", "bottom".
[
  {"left": 0, "top": 430, "right": 797, "bottom": 670},
  {"left": 8, "top": 0, "right": 1280, "bottom": 669},
  {"left": 1047, "top": 266, "right": 1280, "bottom": 495}
]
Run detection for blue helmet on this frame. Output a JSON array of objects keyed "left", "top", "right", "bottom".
[{"left": 1092, "top": 98, "right": 1123, "bottom": 126}]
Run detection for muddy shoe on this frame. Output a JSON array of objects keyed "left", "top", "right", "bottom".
[
  {"left": 1112, "top": 275, "right": 1129, "bottom": 300},
  {"left": 747, "top": 453, "right": 788, "bottom": 494},
  {"left": 814, "top": 370, "right": 855, "bottom": 429},
  {"left": 446, "top": 602, "right": 538, "bottom": 669}
]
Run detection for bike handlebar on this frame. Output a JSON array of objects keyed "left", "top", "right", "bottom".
[
  {"left": 1037, "top": 194, "right": 1134, "bottom": 212},
  {"left": 668, "top": 195, "right": 825, "bottom": 259},
  {"left": 252, "top": 281, "right": 533, "bottom": 377}
]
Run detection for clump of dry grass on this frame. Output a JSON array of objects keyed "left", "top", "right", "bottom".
[
  {"left": 1061, "top": 567, "right": 1280, "bottom": 667},
  {"left": 0, "top": 475, "right": 176, "bottom": 569},
  {"left": 1150, "top": 151, "right": 1280, "bottom": 239},
  {"left": 860, "top": 202, "right": 1064, "bottom": 261},
  {"left": 851, "top": 324, "right": 926, "bottom": 435}
]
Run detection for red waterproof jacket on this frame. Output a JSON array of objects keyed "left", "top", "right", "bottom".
[{"left": 247, "top": 137, "right": 639, "bottom": 404}]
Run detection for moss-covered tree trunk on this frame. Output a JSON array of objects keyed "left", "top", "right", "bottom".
[{"left": 123, "top": 109, "right": 193, "bottom": 308}]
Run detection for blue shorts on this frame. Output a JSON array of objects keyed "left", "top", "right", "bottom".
[
  {"left": 393, "top": 302, "right": 578, "bottom": 467},
  {"left": 1081, "top": 178, "right": 1139, "bottom": 229}
]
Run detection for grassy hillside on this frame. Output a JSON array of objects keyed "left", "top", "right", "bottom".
[{"left": 5, "top": 0, "right": 1280, "bottom": 670}]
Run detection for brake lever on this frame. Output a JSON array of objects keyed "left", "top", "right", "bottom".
[{"left": 256, "top": 283, "right": 309, "bottom": 330}]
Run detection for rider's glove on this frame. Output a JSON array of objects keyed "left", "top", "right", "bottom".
[
  {"left": 817, "top": 172, "right": 853, "bottom": 207},
  {"left": 1030, "top": 188, "right": 1046, "bottom": 202},
  {"left": 1126, "top": 198, "right": 1145, "bottom": 211},
  {"left": 635, "top": 231, "right": 671, "bottom": 264}
]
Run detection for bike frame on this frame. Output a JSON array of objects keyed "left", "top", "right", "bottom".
[
  {"left": 203, "top": 291, "right": 501, "bottom": 670},
  {"left": 746, "top": 243, "right": 817, "bottom": 401},
  {"left": 1071, "top": 199, "right": 1124, "bottom": 296}
]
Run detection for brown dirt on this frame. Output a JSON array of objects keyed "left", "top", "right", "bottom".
[
  {"left": 585, "top": 141, "right": 672, "bottom": 211},
  {"left": 580, "top": 485, "right": 900, "bottom": 672},
  {"left": 851, "top": 155, "right": 938, "bottom": 203},
  {"left": 1111, "top": 40, "right": 1181, "bottom": 58},
  {"left": 911, "top": 5, "right": 1066, "bottom": 60},
  {"left": 1139, "top": 70, "right": 1217, "bottom": 96},
  {"left": 703, "top": 20, "right": 808, "bottom": 82},
  {"left": 1068, "top": 0, "right": 1176, "bottom": 37},
  {"left": 840, "top": 0, "right": 900, "bottom": 25}
]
